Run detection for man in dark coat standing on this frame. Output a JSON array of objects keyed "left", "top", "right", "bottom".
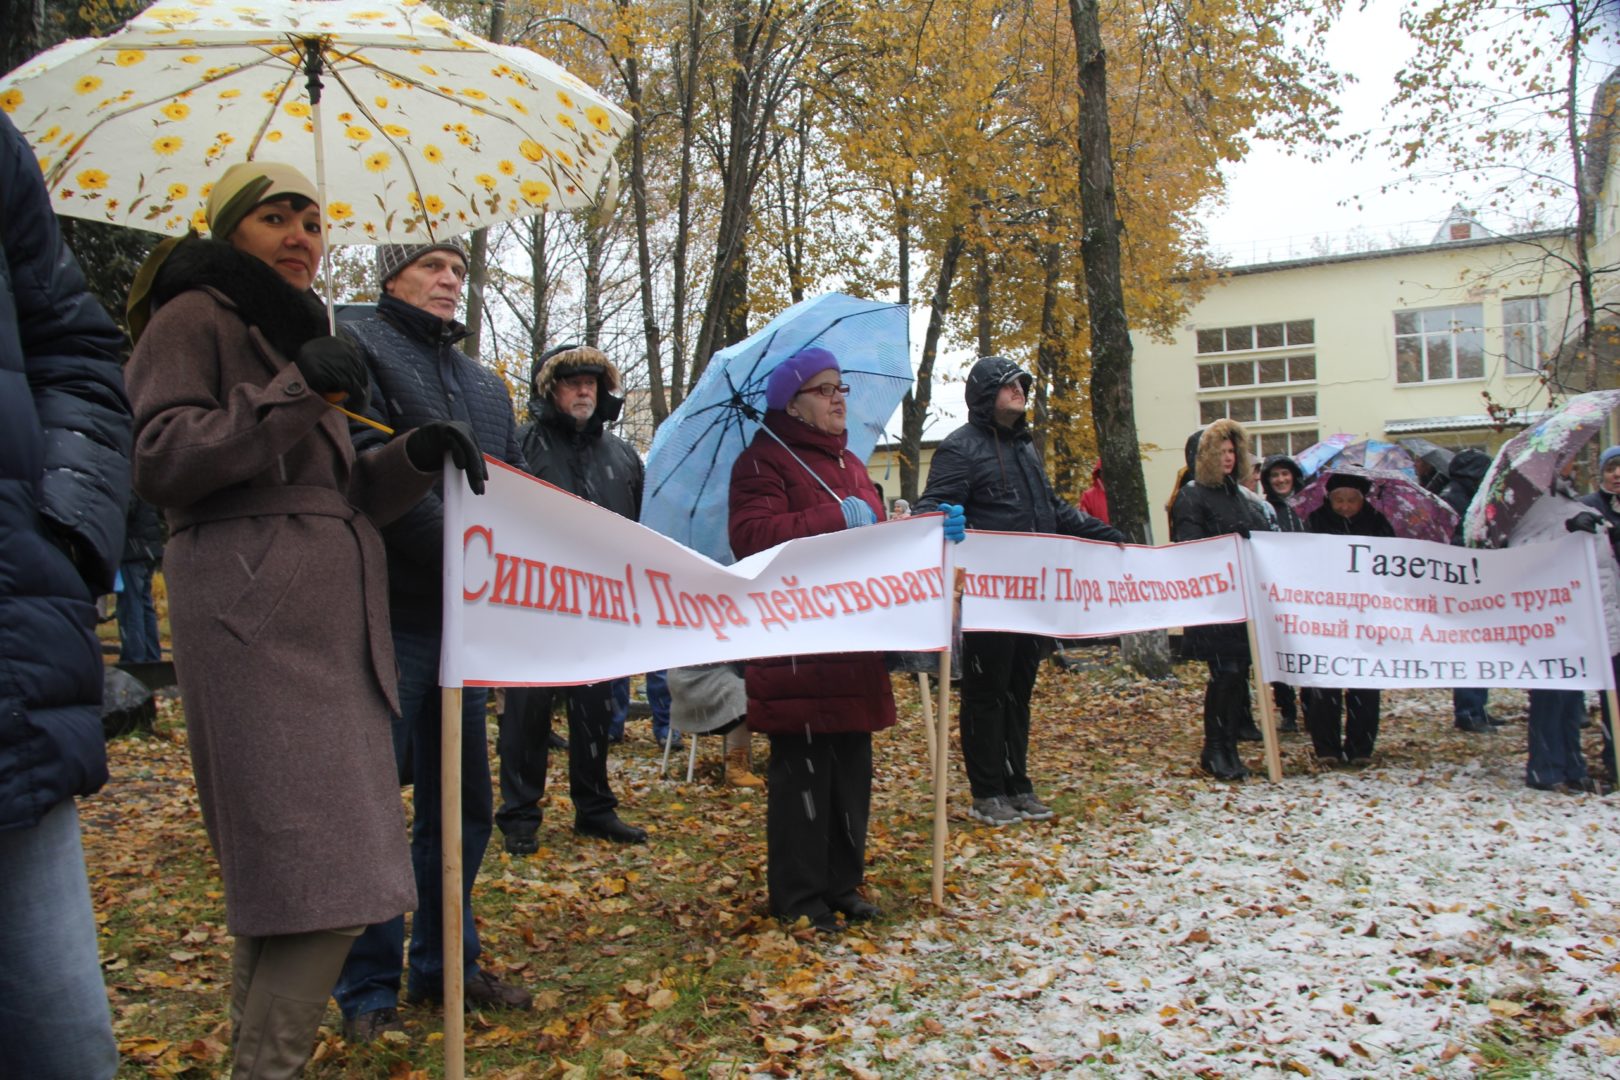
[
  {"left": 116, "top": 493, "right": 165, "bottom": 663},
  {"left": 1440, "top": 449, "right": 1498, "bottom": 733},
  {"left": 915, "top": 356, "right": 1123, "bottom": 826},
  {"left": 0, "top": 110, "right": 129, "bottom": 1078},
  {"left": 334, "top": 241, "right": 531, "bottom": 1040},
  {"left": 496, "top": 344, "right": 649, "bottom": 849}
]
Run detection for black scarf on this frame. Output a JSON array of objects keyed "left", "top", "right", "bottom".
[{"left": 149, "top": 237, "right": 328, "bottom": 363}]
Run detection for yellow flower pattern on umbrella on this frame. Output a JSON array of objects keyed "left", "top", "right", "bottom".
[{"left": 0, "top": 0, "right": 631, "bottom": 243}]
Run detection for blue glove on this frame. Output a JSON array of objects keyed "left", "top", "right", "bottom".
[
  {"left": 840, "top": 495, "right": 877, "bottom": 529},
  {"left": 940, "top": 503, "right": 966, "bottom": 543}
]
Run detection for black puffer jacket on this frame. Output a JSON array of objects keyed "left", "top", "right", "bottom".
[
  {"left": 1172, "top": 419, "right": 1272, "bottom": 662},
  {"left": 1439, "top": 449, "right": 1490, "bottom": 545},
  {"left": 0, "top": 111, "right": 131, "bottom": 830},
  {"left": 344, "top": 293, "right": 524, "bottom": 628},
  {"left": 915, "top": 355, "right": 1122, "bottom": 542},
  {"left": 1260, "top": 454, "right": 1305, "bottom": 533},
  {"left": 519, "top": 345, "right": 642, "bottom": 521}
]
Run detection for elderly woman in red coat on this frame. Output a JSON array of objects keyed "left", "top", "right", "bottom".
[{"left": 728, "top": 346, "right": 895, "bottom": 934}]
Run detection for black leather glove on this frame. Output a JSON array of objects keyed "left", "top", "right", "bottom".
[
  {"left": 295, "top": 336, "right": 369, "bottom": 404},
  {"left": 1566, "top": 511, "right": 1605, "bottom": 534},
  {"left": 1232, "top": 523, "right": 1251, "bottom": 539},
  {"left": 405, "top": 420, "right": 487, "bottom": 495}
]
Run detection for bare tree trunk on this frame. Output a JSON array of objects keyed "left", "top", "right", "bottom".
[
  {"left": 460, "top": 0, "right": 506, "bottom": 360},
  {"left": 529, "top": 211, "right": 551, "bottom": 367},
  {"left": 583, "top": 208, "right": 605, "bottom": 348},
  {"left": 1032, "top": 239, "right": 1063, "bottom": 474},
  {"left": 974, "top": 241, "right": 993, "bottom": 357},
  {"left": 621, "top": 2, "right": 666, "bottom": 429},
  {"left": 900, "top": 223, "right": 966, "bottom": 503},
  {"left": 667, "top": 0, "right": 703, "bottom": 412},
  {"left": 1069, "top": 0, "right": 1170, "bottom": 677}
]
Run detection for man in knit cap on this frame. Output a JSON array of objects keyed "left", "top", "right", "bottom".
[{"left": 333, "top": 240, "right": 531, "bottom": 1040}]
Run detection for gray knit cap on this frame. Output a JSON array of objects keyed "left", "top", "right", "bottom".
[{"left": 376, "top": 239, "right": 469, "bottom": 286}]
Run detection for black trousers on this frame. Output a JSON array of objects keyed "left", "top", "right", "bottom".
[
  {"left": 765, "top": 731, "right": 871, "bottom": 920},
  {"left": 958, "top": 631, "right": 1043, "bottom": 800},
  {"left": 496, "top": 683, "right": 619, "bottom": 834},
  {"left": 1203, "top": 658, "right": 1250, "bottom": 745},
  {"left": 1304, "top": 687, "right": 1381, "bottom": 759}
]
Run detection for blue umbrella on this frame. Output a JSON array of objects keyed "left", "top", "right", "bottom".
[{"left": 642, "top": 293, "right": 912, "bottom": 564}]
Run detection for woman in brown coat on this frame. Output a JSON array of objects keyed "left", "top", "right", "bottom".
[{"left": 125, "top": 163, "right": 484, "bottom": 1077}]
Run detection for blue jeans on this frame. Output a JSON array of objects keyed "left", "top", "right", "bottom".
[
  {"left": 0, "top": 799, "right": 117, "bottom": 1078},
  {"left": 116, "top": 560, "right": 161, "bottom": 663},
  {"left": 608, "top": 677, "right": 630, "bottom": 740},
  {"left": 647, "top": 670, "right": 671, "bottom": 741},
  {"left": 334, "top": 626, "right": 491, "bottom": 1016},
  {"left": 1527, "top": 689, "right": 1589, "bottom": 788}
]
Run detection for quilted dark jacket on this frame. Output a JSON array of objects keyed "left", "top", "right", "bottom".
[
  {"left": 915, "top": 355, "right": 1122, "bottom": 543},
  {"left": 344, "top": 293, "right": 524, "bottom": 629},
  {"left": 0, "top": 111, "right": 132, "bottom": 829}
]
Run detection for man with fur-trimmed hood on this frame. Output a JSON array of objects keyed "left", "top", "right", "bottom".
[
  {"left": 496, "top": 344, "right": 648, "bottom": 851},
  {"left": 1171, "top": 419, "right": 1275, "bottom": 780}
]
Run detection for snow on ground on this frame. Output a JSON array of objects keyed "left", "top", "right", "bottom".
[{"left": 831, "top": 763, "right": 1620, "bottom": 1077}]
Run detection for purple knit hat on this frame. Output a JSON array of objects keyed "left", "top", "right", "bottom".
[{"left": 765, "top": 346, "right": 841, "bottom": 410}]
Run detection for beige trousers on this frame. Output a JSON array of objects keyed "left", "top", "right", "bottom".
[{"left": 229, "top": 926, "right": 362, "bottom": 1079}]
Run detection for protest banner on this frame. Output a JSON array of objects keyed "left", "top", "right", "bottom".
[
  {"left": 440, "top": 458, "right": 950, "bottom": 687},
  {"left": 1247, "top": 532, "right": 1614, "bottom": 691},
  {"left": 955, "top": 531, "right": 1247, "bottom": 636}
]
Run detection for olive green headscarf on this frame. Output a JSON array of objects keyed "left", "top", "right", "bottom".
[{"left": 126, "top": 161, "right": 320, "bottom": 344}]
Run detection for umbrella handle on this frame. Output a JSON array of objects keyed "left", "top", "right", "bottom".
[
  {"left": 756, "top": 422, "right": 842, "bottom": 505},
  {"left": 303, "top": 41, "right": 337, "bottom": 334}
]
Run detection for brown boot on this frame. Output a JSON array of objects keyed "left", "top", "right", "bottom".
[{"left": 724, "top": 747, "right": 763, "bottom": 788}]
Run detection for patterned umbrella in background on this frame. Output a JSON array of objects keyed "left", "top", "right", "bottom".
[{"left": 1294, "top": 433, "right": 1356, "bottom": 479}]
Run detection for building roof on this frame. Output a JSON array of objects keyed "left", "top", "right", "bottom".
[
  {"left": 1384, "top": 410, "right": 1551, "bottom": 435},
  {"left": 1220, "top": 227, "right": 1572, "bottom": 278}
]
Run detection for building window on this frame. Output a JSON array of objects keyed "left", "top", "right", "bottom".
[
  {"left": 1502, "top": 296, "right": 1545, "bottom": 375},
  {"left": 1196, "top": 319, "right": 1314, "bottom": 355},
  {"left": 1198, "top": 354, "right": 1316, "bottom": 388},
  {"left": 1394, "top": 304, "right": 1484, "bottom": 383},
  {"left": 1199, "top": 393, "right": 1317, "bottom": 426},
  {"left": 1251, "top": 429, "right": 1321, "bottom": 459}
]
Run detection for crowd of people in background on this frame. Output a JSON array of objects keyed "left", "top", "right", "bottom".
[{"left": 4, "top": 132, "right": 1617, "bottom": 1078}]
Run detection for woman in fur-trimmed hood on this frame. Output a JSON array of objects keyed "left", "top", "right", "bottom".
[{"left": 1171, "top": 418, "right": 1274, "bottom": 781}]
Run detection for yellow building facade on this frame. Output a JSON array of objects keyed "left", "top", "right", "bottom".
[{"left": 1131, "top": 219, "right": 1619, "bottom": 517}]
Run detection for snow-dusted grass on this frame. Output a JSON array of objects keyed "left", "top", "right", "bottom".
[{"left": 834, "top": 760, "right": 1620, "bottom": 1077}]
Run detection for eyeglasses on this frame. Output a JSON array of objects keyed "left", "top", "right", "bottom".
[{"left": 796, "top": 383, "right": 851, "bottom": 400}]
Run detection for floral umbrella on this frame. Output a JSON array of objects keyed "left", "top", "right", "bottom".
[
  {"left": 0, "top": 0, "right": 630, "bottom": 244},
  {"left": 1463, "top": 389, "right": 1620, "bottom": 548},
  {"left": 1290, "top": 465, "right": 1460, "bottom": 545}
]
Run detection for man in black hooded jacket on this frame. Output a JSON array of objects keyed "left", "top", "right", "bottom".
[
  {"left": 915, "top": 356, "right": 1122, "bottom": 826},
  {"left": 496, "top": 344, "right": 648, "bottom": 849}
]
